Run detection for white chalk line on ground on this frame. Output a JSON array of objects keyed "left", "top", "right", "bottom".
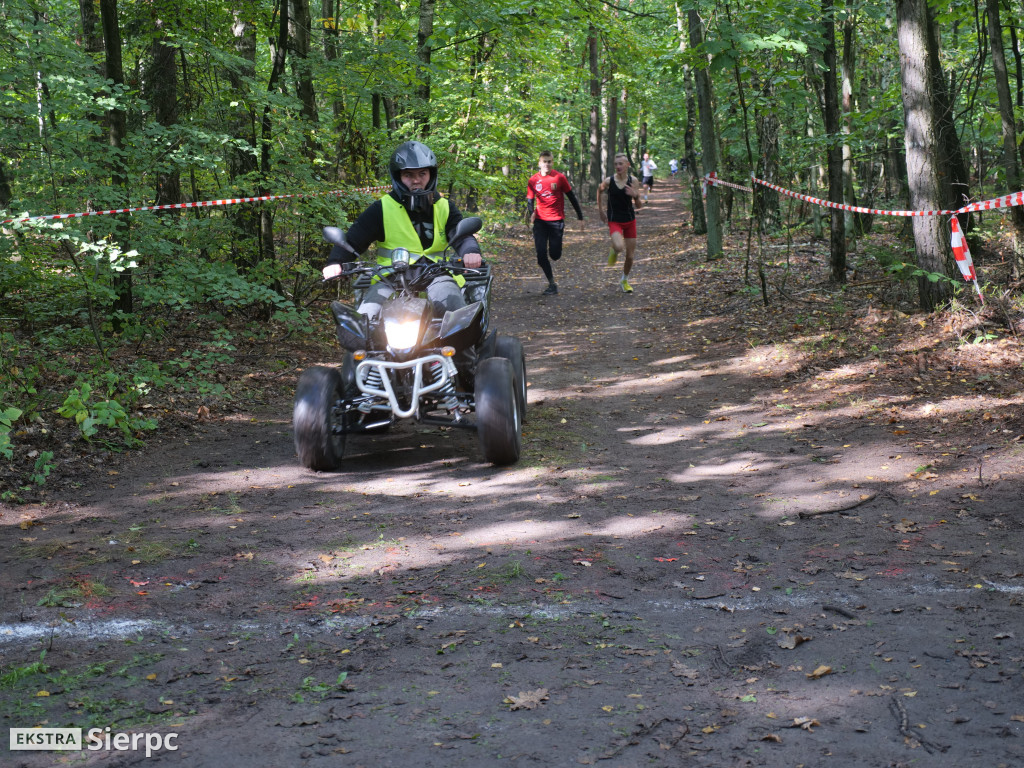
[{"left": 1, "top": 578, "right": 1014, "bottom": 647}]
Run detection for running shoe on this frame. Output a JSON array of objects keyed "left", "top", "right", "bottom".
[
  {"left": 542, "top": 283, "right": 558, "bottom": 295},
  {"left": 620, "top": 277, "right": 633, "bottom": 293},
  {"left": 607, "top": 249, "right": 617, "bottom": 266}
]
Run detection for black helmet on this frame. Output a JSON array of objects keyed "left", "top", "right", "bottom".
[{"left": 389, "top": 141, "right": 438, "bottom": 214}]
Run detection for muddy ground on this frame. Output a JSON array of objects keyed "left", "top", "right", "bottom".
[{"left": 3, "top": 176, "right": 1024, "bottom": 767}]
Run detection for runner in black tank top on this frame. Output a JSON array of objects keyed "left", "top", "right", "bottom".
[
  {"left": 606, "top": 173, "right": 637, "bottom": 223},
  {"left": 597, "top": 153, "right": 642, "bottom": 293}
]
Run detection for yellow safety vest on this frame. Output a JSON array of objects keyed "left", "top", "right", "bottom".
[{"left": 377, "top": 195, "right": 464, "bottom": 286}]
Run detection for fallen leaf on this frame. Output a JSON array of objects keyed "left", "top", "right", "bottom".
[
  {"left": 792, "top": 717, "right": 821, "bottom": 731},
  {"left": 778, "top": 634, "right": 812, "bottom": 650},
  {"left": 807, "top": 665, "right": 832, "bottom": 679},
  {"left": 505, "top": 689, "right": 549, "bottom": 710},
  {"left": 671, "top": 663, "right": 699, "bottom": 680}
]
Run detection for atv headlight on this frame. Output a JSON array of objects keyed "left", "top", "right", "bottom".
[
  {"left": 384, "top": 317, "right": 421, "bottom": 349},
  {"left": 390, "top": 247, "right": 410, "bottom": 271}
]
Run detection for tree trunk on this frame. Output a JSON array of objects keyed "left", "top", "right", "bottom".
[
  {"left": 290, "top": 0, "right": 319, "bottom": 156},
  {"left": 897, "top": 0, "right": 953, "bottom": 310},
  {"left": 688, "top": 9, "right": 721, "bottom": 258},
  {"left": 618, "top": 87, "right": 630, "bottom": 163},
  {"left": 841, "top": 18, "right": 858, "bottom": 240},
  {"left": 606, "top": 87, "right": 618, "bottom": 172},
  {"left": 80, "top": 0, "right": 103, "bottom": 54},
  {"left": 147, "top": 6, "right": 181, "bottom": 208},
  {"left": 753, "top": 80, "right": 780, "bottom": 232},
  {"left": 415, "top": 0, "right": 436, "bottom": 137},
  {"left": 259, "top": 0, "right": 290, "bottom": 269},
  {"left": 566, "top": 133, "right": 577, "bottom": 189},
  {"left": 588, "top": 29, "right": 602, "bottom": 201},
  {"left": 100, "top": 0, "right": 132, "bottom": 315},
  {"left": 805, "top": 115, "right": 824, "bottom": 239},
  {"left": 1011, "top": 21, "right": 1023, "bottom": 168},
  {"left": 925, "top": 2, "right": 970, "bottom": 215},
  {"left": 987, "top": 0, "right": 1024, "bottom": 277},
  {"left": 675, "top": 3, "right": 706, "bottom": 233},
  {"left": 821, "top": 0, "right": 846, "bottom": 283},
  {"left": 0, "top": 163, "right": 11, "bottom": 208},
  {"left": 227, "top": 6, "right": 260, "bottom": 266}
]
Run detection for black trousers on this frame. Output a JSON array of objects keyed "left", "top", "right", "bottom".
[{"left": 533, "top": 218, "right": 565, "bottom": 282}]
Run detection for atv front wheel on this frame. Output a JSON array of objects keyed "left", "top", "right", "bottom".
[
  {"left": 475, "top": 357, "right": 521, "bottom": 465},
  {"left": 293, "top": 366, "right": 346, "bottom": 470}
]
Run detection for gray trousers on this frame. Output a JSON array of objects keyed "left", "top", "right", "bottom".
[{"left": 357, "top": 274, "right": 465, "bottom": 323}]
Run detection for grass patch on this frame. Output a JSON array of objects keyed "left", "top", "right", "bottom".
[
  {"left": 18, "top": 540, "right": 75, "bottom": 560},
  {"left": 1, "top": 650, "right": 173, "bottom": 729},
  {"left": 37, "top": 578, "right": 112, "bottom": 607}
]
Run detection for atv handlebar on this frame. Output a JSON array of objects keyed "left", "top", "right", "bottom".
[{"left": 321, "top": 258, "right": 483, "bottom": 285}]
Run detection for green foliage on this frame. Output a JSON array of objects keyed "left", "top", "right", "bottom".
[
  {"left": 0, "top": 406, "right": 23, "bottom": 460},
  {"left": 30, "top": 451, "right": 54, "bottom": 486},
  {"left": 56, "top": 382, "right": 157, "bottom": 446},
  {"left": 885, "top": 262, "right": 957, "bottom": 287}
]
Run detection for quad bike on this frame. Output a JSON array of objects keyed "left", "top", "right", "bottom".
[{"left": 293, "top": 217, "right": 526, "bottom": 469}]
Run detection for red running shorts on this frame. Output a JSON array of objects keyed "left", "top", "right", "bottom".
[{"left": 608, "top": 220, "right": 637, "bottom": 239}]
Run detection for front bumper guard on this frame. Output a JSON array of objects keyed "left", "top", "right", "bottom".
[{"left": 355, "top": 354, "right": 460, "bottom": 420}]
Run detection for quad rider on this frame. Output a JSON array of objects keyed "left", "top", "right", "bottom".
[{"left": 321, "top": 141, "right": 483, "bottom": 322}]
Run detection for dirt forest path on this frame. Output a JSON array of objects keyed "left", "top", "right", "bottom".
[{"left": 4, "top": 173, "right": 1024, "bottom": 767}]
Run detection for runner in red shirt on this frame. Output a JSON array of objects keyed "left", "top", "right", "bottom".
[{"left": 527, "top": 151, "right": 584, "bottom": 295}]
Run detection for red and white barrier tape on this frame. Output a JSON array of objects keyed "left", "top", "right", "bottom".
[
  {"left": 702, "top": 171, "right": 753, "bottom": 196},
  {"left": 950, "top": 215, "right": 984, "bottom": 303},
  {"left": 701, "top": 173, "right": 1024, "bottom": 300},
  {"left": 746, "top": 175, "right": 958, "bottom": 216},
  {"left": 1, "top": 184, "right": 391, "bottom": 226}
]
